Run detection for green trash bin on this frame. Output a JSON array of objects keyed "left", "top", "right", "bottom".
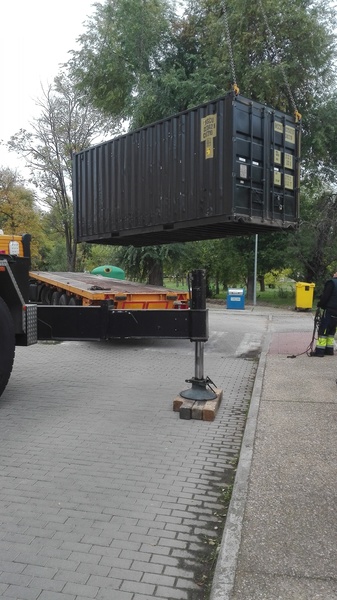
[
  {"left": 295, "top": 282, "right": 315, "bottom": 310},
  {"left": 91, "top": 265, "right": 125, "bottom": 280}
]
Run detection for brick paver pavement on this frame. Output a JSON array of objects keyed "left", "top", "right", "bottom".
[{"left": 0, "top": 311, "right": 267, "bottom": 599}]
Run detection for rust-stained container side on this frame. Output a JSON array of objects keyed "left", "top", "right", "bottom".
[{"left": 73, "top": 92, "right": 300, "bottom": 246}]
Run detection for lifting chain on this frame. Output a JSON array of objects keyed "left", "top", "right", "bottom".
[
  {"left": 257, "top": 0, "right": 302, "bottom": 121},
  {"left": 222, "top": 1, "right": 240, "bottom": 95}
]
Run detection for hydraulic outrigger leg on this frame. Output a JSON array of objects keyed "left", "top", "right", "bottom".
[{"left": 180, "top": 270, "right": 217, "bottom": 401}]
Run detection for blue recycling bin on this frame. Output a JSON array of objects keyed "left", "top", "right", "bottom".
[{"left": 227, "top": 288, "right": 245, "bottom": 310}]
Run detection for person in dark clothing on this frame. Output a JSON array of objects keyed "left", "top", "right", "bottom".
[{"left": 312, "top": 271, "right": 337, "bottom": 356}]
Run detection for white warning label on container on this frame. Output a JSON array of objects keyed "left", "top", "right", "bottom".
[
  {"left": 240, "top": 164, "right": 248, "bottom": 179},
  {"left": 284, "top": 153, "right": 294, "bottom": 169},
  {"left": 284, "top": 174, "right": 294, "bottom": 189},
  {"left": 274, "top": 172, "right": 282, "bottom": 186},
  {"left": 274, "top": 150, "right": 282, "bottom": 165},
  {"left": 285, "top": 126, "right": 296, "bottom": 145}
]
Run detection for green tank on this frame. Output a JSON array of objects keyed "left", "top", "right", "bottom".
[{"left": 91, "top": 265, "right": 125, "bottom": 280}]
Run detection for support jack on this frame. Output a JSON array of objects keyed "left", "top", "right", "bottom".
[
  {"left": 180, "top": 336, "right": 217, "bottom": 401},
  {"left": 179, "top": 272, "right": 217, "bottom": 402},
  {"left": 174, "top": 270, "right": 222, "bottom": 420},
  {"left": 180, "top": 375, "right": 217, "bottom": 401}
]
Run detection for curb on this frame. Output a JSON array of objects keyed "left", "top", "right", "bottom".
[{"left": 209, "top": 317, "right": 273, "bottom": 599}]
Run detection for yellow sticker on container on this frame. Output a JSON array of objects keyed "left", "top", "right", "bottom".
[
  {"left": 201, "top": 114, "right": 217, "bottom": 141},
  {"left": 274, "top": 150, "right": 282, "bottom": 165},
  {"left": 285, "top": 126, "right": 295, "bottom": 145},
  {"left": 274, "top": 122, "right": 283, "bottom": 134},
  {"left": 284, "top": 153, "right": 294, "bottom": 169},
  {"left": 274, "top": 172, "right": 282, "bottom": 186},
  {"left": 205, "top": 137, "right": 214, "bottom": 159},
  {"left": 284, "top": 174, "right": 294, "bottom": 189}
]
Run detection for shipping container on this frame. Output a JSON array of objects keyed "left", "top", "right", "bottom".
[{"left": 73, "top": 92, "right": 301, "bottom": 246}]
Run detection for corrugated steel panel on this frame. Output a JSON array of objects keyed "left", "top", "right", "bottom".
[{"left": 73, "top": 92, "right": 300, "bottom": 246}]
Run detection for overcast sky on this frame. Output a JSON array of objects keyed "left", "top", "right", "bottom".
[{"left": 0, "top": 0, "right": 96, "bottom": 175}]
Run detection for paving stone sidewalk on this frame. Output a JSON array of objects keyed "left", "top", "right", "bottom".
[
  {"left": 0, "top": 310, "right": 266, "bottom": 600},
  {"left": 210, "top": 311, "right": 337, "bottom": 600}
]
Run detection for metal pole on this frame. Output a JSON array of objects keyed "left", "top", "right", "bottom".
[
  {"left": 195, "top": 341, "right": 204, "bottom": 380},
  {"left": 191, "top": 270, "right": 206, "bottom": 381},
  {"left": 253, "top": 234, "right": 258, "bottom": 306}
]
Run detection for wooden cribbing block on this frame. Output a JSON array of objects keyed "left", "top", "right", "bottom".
[
  {"left": 173, "top": 396, "right": 184, "bottom": 412},
  {"left": 179, "top": 399, "right": 195, "bottom": 420},
  {"left": 203, "top": 388, "right": 223, "bottom": 421},
  {"left": 172, "top": 388, "right": 223, "bottom": 421},
  {"left": 192, "top": 401, "right": 206, "bottom": 420}
]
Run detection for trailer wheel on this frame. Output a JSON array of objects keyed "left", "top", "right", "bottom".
[
  {"left": 45, "top": 289, "right": 53, "bottom": 304},
  {"left": 0, "top": 297, "right": 15, "bottom": 398},
  {"left": 68, "top": 296, "right": 81, "bottom": 306},
  {"left": 41, "top": 285, "right": 52, "bottom": 305},
  {"left": 51, "top": 291, "right": 62, "bottom": 305}
]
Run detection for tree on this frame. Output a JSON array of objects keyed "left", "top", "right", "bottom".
[
  {"left": 68, "top": 0, "right": 175, "bottom": 129},
  {"left": 288, "top": 90, "right": 337, "bottom": 291},
  {"left": 172, "top": 238, "right": 245, "bottom": 296},
  {"left": 232, "top": 231, "right": 294, "bottom": 301},
  {"left": 114, "top": 243, "right": 186, "bottom": 285},
  {"left": 223, "top": 0, "right": 336, "bottom": 112},
  {"left": 69, "top": 0, "right": 336, "bottom": 125},
  {"left": 81, "top": 244, "right": 121, "bottom": 273},
  {"left": 0, "top": 168, "right": 45, "bottom": 267},
  {"left": 286, "top": 184, "right": 337, "bottom": 291},
  {"left": 301, "top": 91, "right": 337, "bottom": 187},
  {"left": 68, "top": 0, "right": 337, "bottom": 285},
  {"left": 8, "top": 72, "right": 116, "bottom": 271}
]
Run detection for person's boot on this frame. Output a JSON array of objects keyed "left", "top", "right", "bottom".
[
  {"left": 325, "top": 337, "right": 335, "bottom": 355},
  {"left": 325, "top": 347, "right": 334, "bottom": 355},
  {"left": 312, "top": 337, "right": 327, "bottom": 356},
  {"left": 311, "top": 347, "right": 325, "bottom": 357}
]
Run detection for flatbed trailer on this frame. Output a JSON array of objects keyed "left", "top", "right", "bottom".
[
  {"left": 0, "top": 233, "right": 207, "bottom": 398},
  {"left": 29, "top": 271, "right": 189, "bottom": 309}
]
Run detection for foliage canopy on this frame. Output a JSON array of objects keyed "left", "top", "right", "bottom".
[
  {"left": 8, "top": 72, "right": 116, "bottom": 270},
  {"left": 69, "top": 0, "right": 336, "bottom": 128}
]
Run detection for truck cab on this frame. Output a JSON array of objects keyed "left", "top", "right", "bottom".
[{"left": 0, "top": 232, "right": 38, "bottom": 396}]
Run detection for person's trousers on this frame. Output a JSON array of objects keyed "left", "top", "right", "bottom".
[{"left": 314, "top": 310, "right": 337, "bottom": 356}]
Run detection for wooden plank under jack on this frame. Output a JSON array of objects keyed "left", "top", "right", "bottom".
[{"left": 173, "top": 388, "right": 223, "bottom": 421}]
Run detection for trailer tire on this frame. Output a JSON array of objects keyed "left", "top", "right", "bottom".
[
  {"left": 68, "top": 296, "right": 81, "bottom": 306},
  {"left": 51, "top": 291, "right": 62, "bottom": 305},
  {"left": 40, "top": 285, "right": 52, "bottom": 305},
  {"left": 59, "top": 293, "right": 69, "bottom": 305},
  {"left": 0, "top": 297, "right": 15, "bottom": 398}
]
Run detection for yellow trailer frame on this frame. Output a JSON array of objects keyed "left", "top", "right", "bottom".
[{"left": 30, "top": 271, "right": 189, "bottom": 309}]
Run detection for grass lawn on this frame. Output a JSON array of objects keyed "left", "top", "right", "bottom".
[
  {"left": 164, "top": 278, "right": 310, "bottom": 308},
  {"left": 214, "top": 285, "right": 296, "bottom": 307}
]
